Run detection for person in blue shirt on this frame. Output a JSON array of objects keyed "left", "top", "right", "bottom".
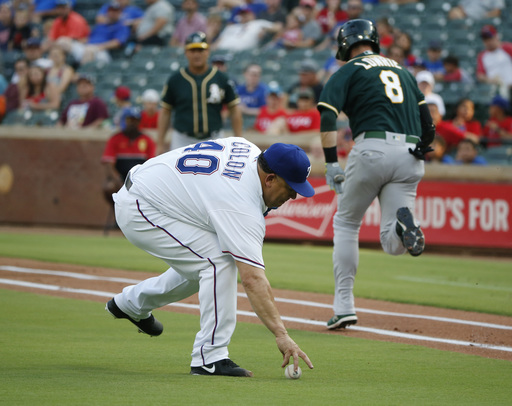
[
  {"left": 236, "top": 63, "right": 268, "bottom": 116},
  {"left": 95, "top": 0, "right": 143, "bottom": 30},
  {"left": 64, "top": 1, "right": 130, "bottom": 65},
  {"left": 454, "top": 139, "right": 488, "bottom": 165},
  {"left": 423, "top": 40, "right": 445, "bottom": 76}
]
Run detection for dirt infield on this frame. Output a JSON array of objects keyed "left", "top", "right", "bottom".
[{"left": 1, "top": 257, "right": 511, "bottom": 362}]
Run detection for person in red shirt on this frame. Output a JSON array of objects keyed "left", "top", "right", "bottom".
[
  {"left": 44, "top": 0, "right": 90, "bottom": 52},
  {"left": 316, "top": 0, "right": 348, "bottom": 35},
  {"left": 253, "top": 83, "right": 287, "bottom": 133},
  {"left": 449, "top": 98, "right": 482, "bottom": 137},
  {"left": 101, "top": 106, "right": 156, "bottom": 204},
  {"left": 139, "top": 88, "right": 160, "bottom": 130},
  {"left": 267, "top": 87, "right": 320, "bottom": 134},
  {"left": 428, "top": 102, "right": 479, "bottom": 152},
  {"left": 482, "top": 95, "right": 512, "bottom": 147}
]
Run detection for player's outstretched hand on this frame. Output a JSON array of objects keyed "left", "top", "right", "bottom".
[
  {"left": 276, "top": 333, "right": 314, "bottom": 372},
  {"left": 325, "top": 162, "right": 345, "bottom": 194}
]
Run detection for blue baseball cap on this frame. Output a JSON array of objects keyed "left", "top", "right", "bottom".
[
  {"left": 125, "top": 106, "right": 141, "bottom": 120},
  {"left": 490, "top": 95, "right": 509, "bottom": 111},
  {"left": 263, "top": 143, "right": 315, "bottom": 197}
]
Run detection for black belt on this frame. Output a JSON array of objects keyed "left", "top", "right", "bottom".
[
  {"left": 185, "top": 131, "right": 214, "bottom": 140},
  {"left": 362, "top": 131, "right": 420, "bottom": 144},
  {"left": 125, "top": 175, "right": 133, "bottom": 191}
]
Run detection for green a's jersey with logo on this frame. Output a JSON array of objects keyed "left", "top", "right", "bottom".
[
  {"left": 318, "top": 51, "right": 425, "bottom": 138},
  {"left": 161, "top": 66, "right": 240, "bottom": 136}
]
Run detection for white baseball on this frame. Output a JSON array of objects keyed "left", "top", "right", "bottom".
[{"left": 284, "top": 364, "right": 302, "bottom": 379}]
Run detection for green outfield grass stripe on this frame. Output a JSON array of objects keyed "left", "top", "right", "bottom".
[
  {"left": 395, "top": 276, "right": 512, "bottom": 292},
  {"left": 3, "top": 277, "right": 512, "bottom": 356}
]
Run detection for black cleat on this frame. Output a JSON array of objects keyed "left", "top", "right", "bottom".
[
  {"left": 106, "top": 298, "right": 163, "bottom": 337},
  {"left": 326, "top": 314, "right": 358, "bottom": 330},
  {"left": 190, "top": 359, "right": 253, "bottom": 377},
  {"left": 396, "top": 207, "right": 425, "bottom": 257}
]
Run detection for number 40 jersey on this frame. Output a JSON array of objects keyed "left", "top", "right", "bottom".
[{"left": 124, "top": 137, "right": 266, "bottom": 270}]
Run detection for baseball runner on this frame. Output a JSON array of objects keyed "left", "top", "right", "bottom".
[
  {"left": 105, "top": 137, "right": 315, "bottom": 377},
  {"left": 156, "top": 31, "right": 243, "bottom": 153},
  {"left": 317, "top": 19, "right": 435, "bottom": 329}
]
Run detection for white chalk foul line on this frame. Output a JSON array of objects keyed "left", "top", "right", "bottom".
[
  {"left": 1, "top": 266, "right": 512, "bottom": 331},
  {"left": 1, "top": 277, "right": 512, "bottom": 354}
]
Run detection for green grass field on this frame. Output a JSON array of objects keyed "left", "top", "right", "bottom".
[{"left": 0, "top": 230, "right": 511, "bottom": 405}]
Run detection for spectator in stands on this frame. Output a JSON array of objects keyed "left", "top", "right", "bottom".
[
  {"left": 345, "top": 0, "right": 364, "bottom": 20},
  {"left": 60, "top": 2, "right": 130, "bottom": 65},
  {"left": 450, "top": 98, "right": 482, "bottom": 137},
  {"left": 46, "top": 44, "right": 74, "bottom": 95},
  {"left": 454, "top": 139, "right": 487, "bottom": 165},
  {"left": 482, "top": 95, "right": 512, "bottom": 147},
  {"left": 477, "top": 25, "right": 512, "bottom": 100},
  {"left": 169, "top": 0, "right": 207, "bottom": 47},
  {"left": 376, "top": 17, "right": 394, "bottom": 53},
  {"left": 286, "top": 58, "right": 323, "bottom": 109},
  {"left": 101, "top": 106, "right": 156, "bottom": 205},
  {"left": 253, "top": 82, "right": 288, "bottom": 133},
  {"left": 425, "top": 135, "right": 455, "bottom": 164},
  {"left": 22, "top": 37, "right": 53, "bottom": 70},
  {"left": 134, "top": 0, "right": 175, "bottom": 46},
  {"left": 112, "top": 85, "right": 132, "bottom": 130},
  {"left": 33, "top": 0, "right": 75, "bottom": 23},
  {"left": 139, "top": 88, "right": 160, "bottom": 129},
  {"left": 266, "top": 8, "right": 303, "bottom": 50},
  {"left": 4, "top": 58, "right": 28, "bottom": 113},
  {"left": 19, "top": 62, "right": 61, "bottom": 111},
  {"left": 58, "top": 73, "right": 109, "bottom": 129},
  {"left": 0, "top": 3, "right": 12, "bottom": 51},
  {"left": 212, "top": 6, "right": 277, "bottom": 52},
  {"left": 237, "top": 63, "right": 268, "bottom": 116},
  {"left": 8, "top": 6, "right": 34, "bottom": 50},
  {"left": 44, "top": 0, "right": 89, "bottom": 52},
  {"left": 416, "top": 70, "right": 445, "bottom": 117},
  {"left": 424, "top": 40, "right": 444, "bottom": 77},
  {"left": 449, "top": 0, "right": 504, "bottom": 20},
  {"left": 386, "top": 43, "right": 405, "bottom": 66},
  {"left": 394, "top": 30, "right": 416, "bottom": 68},
  {"left": 316, "top": 0, "right": 348, "bottom": 36},
  {"left": 438, "top": 55, "right": 473, "bottom": 84},
  {"left": 294, "top": 0, "right": 322, "bottom": 48},
  {"left": 258, "top": 0, "right": 287, "bottom": 26},
  {"left": 428, "top": 102, "right": 479, "bottom": 153},
  {"left": 267, "top": 87, "right": 320, "bottom": 134},
  {"left": 210, "top": 53, "right": 231, "bottom": 73},
  {"left": 96, "top": 0, "right": 143, "bottom": 29}
]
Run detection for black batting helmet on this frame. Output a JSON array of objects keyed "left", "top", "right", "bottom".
[
  {"left": 185, "top": 31, "right": 209, "bottom": 51},
  {"left": 336, "top": 19, "right": 380, "bottom": 61}
]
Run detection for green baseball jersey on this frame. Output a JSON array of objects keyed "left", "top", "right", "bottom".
[
  {"left": 161, "top": 66, "right": 240, "bottom": 137},
  {"left": 318, "top": 51, "right": 425, "bottom": 138}
]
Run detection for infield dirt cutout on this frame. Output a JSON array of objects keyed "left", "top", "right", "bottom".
[{"left": 1, "top": 257, "right": 511, "bottom": 362}]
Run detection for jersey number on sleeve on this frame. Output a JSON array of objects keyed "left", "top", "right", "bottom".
[
  {"left": 379, "top": 70, "right": 404, "bottom": 104},
  {"left": 176, "top": 141, "right": 224, "bottom": 175}
]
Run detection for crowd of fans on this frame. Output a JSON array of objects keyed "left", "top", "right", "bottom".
[{"left": 0, "top": 0, "right": 511, "bottom": 166}]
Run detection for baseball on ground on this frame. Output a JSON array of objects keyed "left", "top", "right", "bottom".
[{"left": 284, "top": 364, "right": 302, "bottom": 379}]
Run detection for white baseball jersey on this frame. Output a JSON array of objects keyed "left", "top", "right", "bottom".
[{"left": 126, "top": 137, "right": 267, "bottom": 269}]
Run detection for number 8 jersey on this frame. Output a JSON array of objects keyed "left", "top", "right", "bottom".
[
  {"left": 317, "top": 50, "right": 425, "bottom": 138},
  {"left": 125, "top": 137, "right": 266, "bottom": 269}
]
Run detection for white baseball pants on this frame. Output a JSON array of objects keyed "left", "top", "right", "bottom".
[{"left": 112, "top": 185, "right": 238, "bottom": 367}]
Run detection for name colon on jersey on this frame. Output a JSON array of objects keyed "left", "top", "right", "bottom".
[
  {"left": 354, "top": 55, "right": 402, "bottom": 70},
  {"left": 222, "top": 141, "right": 252, "bottom": 181}
]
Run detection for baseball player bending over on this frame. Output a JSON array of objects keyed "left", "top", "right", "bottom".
[
  {"left": 106, "top": 137, "right": 315, "bottom": 377},
  {"left": 317, "top": 19, "right": 435, "bottom": 330}
]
